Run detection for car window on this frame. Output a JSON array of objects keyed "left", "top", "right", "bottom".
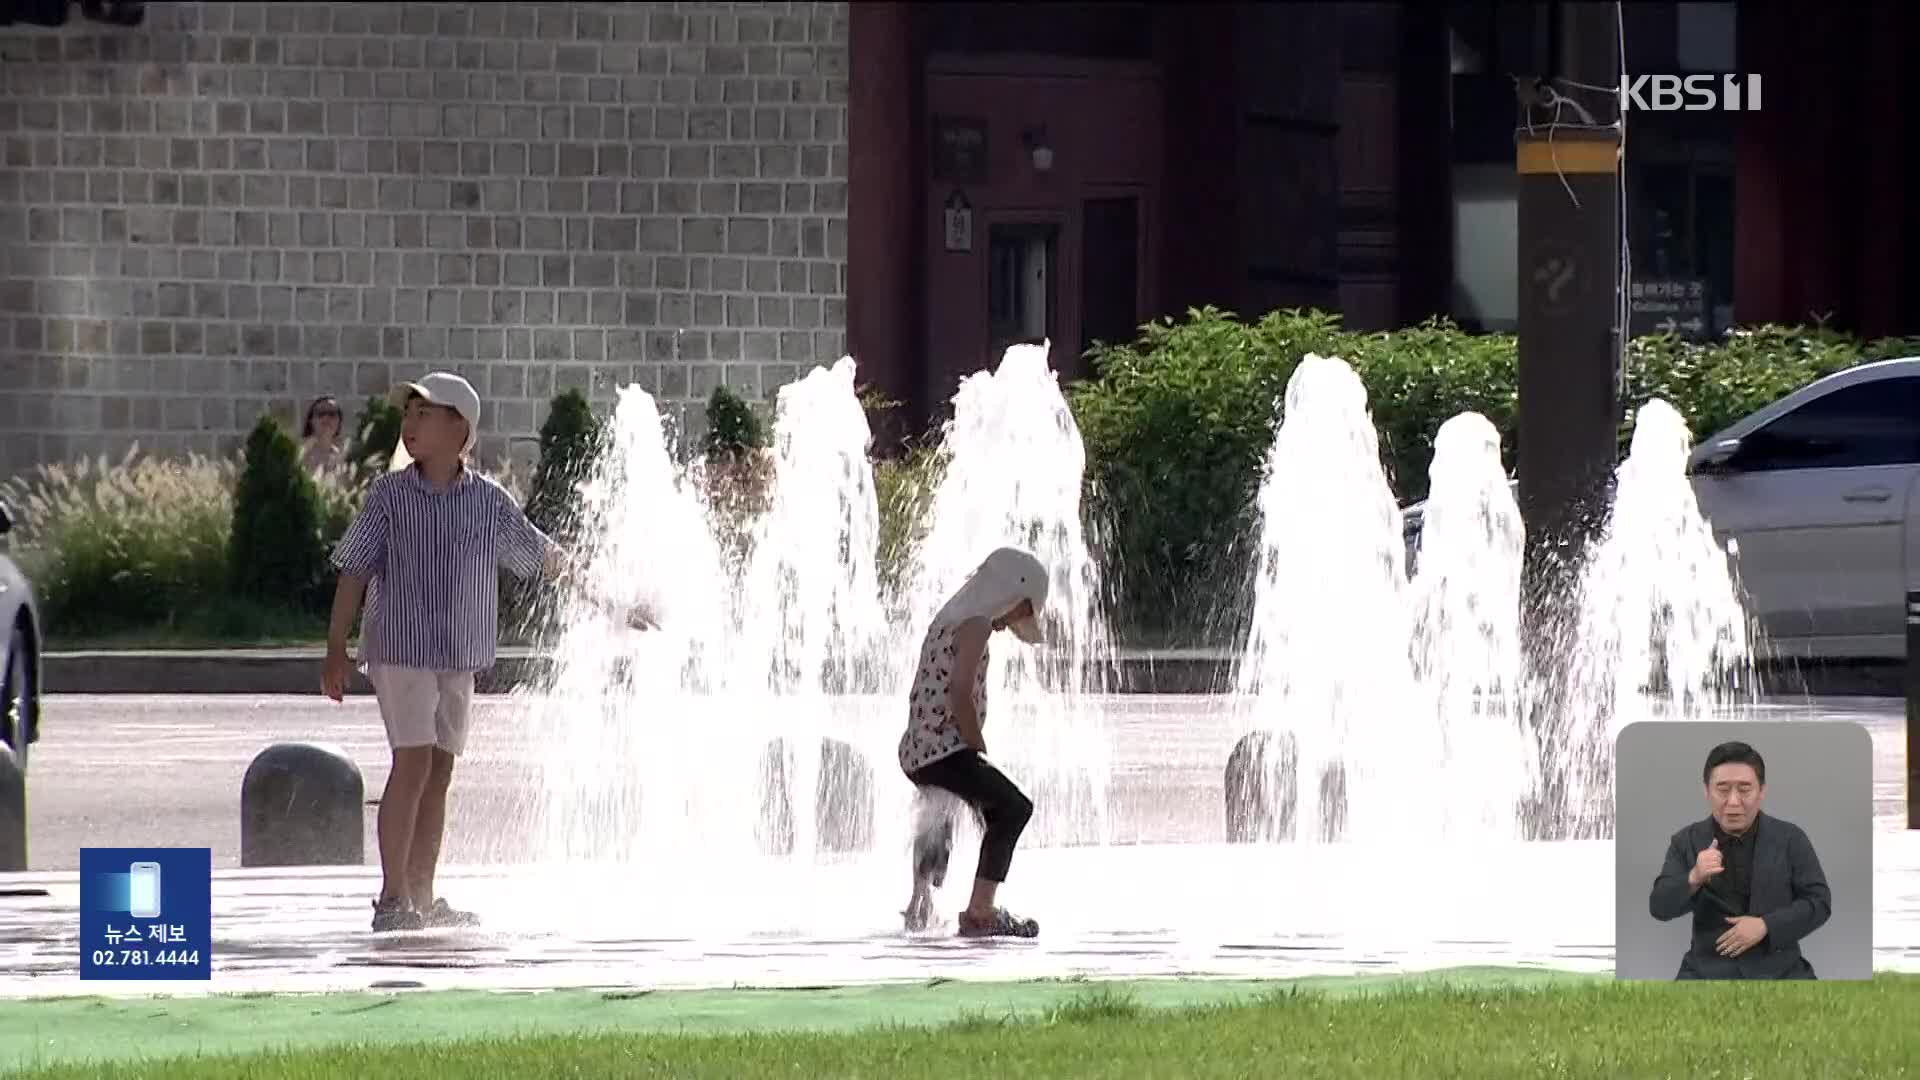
[{"left": 1734, "top": 375, "right": 1920, "bottom": 472}]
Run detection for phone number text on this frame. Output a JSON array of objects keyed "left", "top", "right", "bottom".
[{"left": 88, "top": 949, "right": 201, "bottom": 966}]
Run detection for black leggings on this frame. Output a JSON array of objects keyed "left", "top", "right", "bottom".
[{"left": 907, "top": 750, "right": 1034, "bottom": 885}]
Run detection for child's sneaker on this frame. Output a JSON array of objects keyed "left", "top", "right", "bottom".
[
  {"left": 957, "top": 907, "right": 1039, "bottom": 938},
  {"left": 421, "top": 898, "right": 481, "bottom": 928},
  {"left": 371, "top": 897, "right": 423, "bottom": 932}
]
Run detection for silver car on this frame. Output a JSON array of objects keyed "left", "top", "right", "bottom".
[
  {"left": 1403, "top": 356, "right": 1920, "bottom": 662},
  {"left": 1, "top": 500, "right": 42, "bottom": 773}
]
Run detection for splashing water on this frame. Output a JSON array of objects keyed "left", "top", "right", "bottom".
[
  {"left": 485, "top": 346, "right": 1116, "bottom": 875},
  {"left": 1406, "top": 412, "right": 1538, "bottom": 839},
  {"left": 489, "top": 363, "right": 903, "bottom": 869},
  {"left": 1233, "top": 354, "right": 1427, "bottom": 844},
  {"left": 477, "top": 342, "right": 1759, "bottom": 892},
  {"left": 505, "top": 385, "right": 752, "bottom": 864},
  {"left": 1548, "top": 397, "right": 1755, "bottom": 836},
  {"left": 731, "top": 357, "right": 896, "bottom": 858},
  {"left": 896, "top": 342, "right": 1117, "bottom": 849},
  {"left": 732, "top": 358, "right": 892, "bottom": 697}
]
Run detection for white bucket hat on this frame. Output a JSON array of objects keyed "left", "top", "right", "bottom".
[{"left": 933, "top": 546, "right": 1051, "bottom": 644}]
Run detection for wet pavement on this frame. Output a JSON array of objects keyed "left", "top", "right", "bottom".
[{"left": 3, "top": 693, "right": 1917, "bottom": 997}]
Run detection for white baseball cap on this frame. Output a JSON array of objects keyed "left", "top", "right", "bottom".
[{"left": 389, "top": 371, "right": 481, "bottom": 454}]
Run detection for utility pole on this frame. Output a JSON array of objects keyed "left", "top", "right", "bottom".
[
  {"left": 1514, "top": 1, "right": 1623, "bottom": 840},
  {"left": 1515, "top": 1, "right": 1623, "bottom": 598}
]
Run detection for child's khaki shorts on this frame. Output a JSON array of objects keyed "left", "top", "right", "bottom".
[{"left": 366, "top": 664, "right": 476, "bottom": 756}]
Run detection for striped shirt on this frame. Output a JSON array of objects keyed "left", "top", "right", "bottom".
[{"left": 331, "top": 464, "right": 555, "bottom": 673}]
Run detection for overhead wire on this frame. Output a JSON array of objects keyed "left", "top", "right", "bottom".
[
  {"left": 1614, "top": 0, "right": 1631, "bottom": 401},
  {"left": 1528, "top": 1, "right": 1634, "bottom": 398}
]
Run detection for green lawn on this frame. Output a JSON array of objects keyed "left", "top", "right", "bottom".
[{"left": 7, "top": 975, "right": 1915, "bottom": 1079}]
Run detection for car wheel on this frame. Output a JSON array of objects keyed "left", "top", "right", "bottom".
[{"left": 2, "top": 623, "right": 32, "bottom": 774}]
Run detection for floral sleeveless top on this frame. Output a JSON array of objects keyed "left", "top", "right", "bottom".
[{"left": 897, "top": 618, "right": 990, "bottom": 773}]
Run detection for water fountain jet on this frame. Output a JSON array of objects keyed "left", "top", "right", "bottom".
[
  {"left": 1535, "top": 397, "right": 1756, "bottom": 837},
  {"left": 1230, "top": 354, "right": 1421, "bottom": 844},
  {"left": 735, "top": 358, "right": 891, "bottom": 857},
  {"left": 1407, "top": 411, "right": 1537, "bottom": 839}
]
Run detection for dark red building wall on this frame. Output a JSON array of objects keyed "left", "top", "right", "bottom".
[
  {"left": 1735, "top": 1, "right": 1920, "bottom": 339},
  {"left": 1151, "top": 4, "right": 1240, "bottom": 320},
  {"left": 845, "top": 2, "right": 924, "bottom": 443},
  {"left": 845, "top": 2, "right": 1453, "bottom": 435}
]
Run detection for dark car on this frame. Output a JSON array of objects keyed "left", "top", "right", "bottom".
[{"left": 1, "top": 500, "right": 42, "bottom": 774}]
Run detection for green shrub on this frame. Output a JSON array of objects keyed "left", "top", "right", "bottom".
[
  {"left": 314, "top": 468, "right": 358, "bottom": 551},
  {"left": 229, "top": 414, "right": 330, "bottom": 613},
  {"left": 504, "top": 390, "right": 606, "bottom": 639},
  {"left": 1070, "top": 308, "right": 1920, "bottom": 641},
  {"left": 1069, "top": 307, "right": 1348, "bottom": 641},
  {"left": 0, "top": 449, "right": 237, "bottom": 637},
  {"left": 858, "top": 382, "right": 948, "bottom": 600},
  {"left": 346, "top": 394, "right": 402, "bottom": 483},
  {"left": 1329, "top": 318, "right": 1519, "bottom": 495},
  {"left": 873, "top": 442, "right": 947, "bottom": 598},
  {"left": 858, "top": 384, "right": 906, "bottom": 420},
  {"left": 698, "top": 385, "right": 775, "bottom": 571},
  {"left": 1622, "top": 324, "right": 1920, "bottom": 447},
  {"left": 523, "top": 388, "right": 605, "bottom": 541},
  {"left": 705, "top": 383, "right": 767, "bottom": 463},
  {"left": 15, "top": 316, "right": 1916, "bottom": 651}
]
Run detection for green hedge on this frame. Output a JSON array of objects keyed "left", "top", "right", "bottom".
[
  {"left": 6, "top": 315, "right": 1916, "bottom": 647},
  {"left": 0, "top": 404, "right": 541, "bottom": 647},
  {"left": 0, "top": 447, "right": 362, "bottom": 644},
  {"left": 1069, "top": 308, "right": 1920, "bottom": 642}
]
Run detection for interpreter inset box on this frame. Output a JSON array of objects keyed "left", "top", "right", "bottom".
[{"left": 1613, "top": 721, "right": 1871, "bottom": 981}]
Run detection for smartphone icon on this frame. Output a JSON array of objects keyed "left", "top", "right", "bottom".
[{"left": 128, "top": 862, "right": 162, "bottom": 919}]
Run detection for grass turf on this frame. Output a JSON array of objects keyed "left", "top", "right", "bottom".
[{"left": 4, "top": 971, "right": 1915, "bottom": 1078}]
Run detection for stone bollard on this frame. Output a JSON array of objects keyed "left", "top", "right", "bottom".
[
  {"left": 756, "top": 739, "right": 796, "bottom": 856},
  {"left": 0, "top": 749, "right": 24, "bottom": 872},
  {"left": 1225, "top": 730, "right": 1298, "bottom": 843},
  {"left": 240, "top": 742, "right": 364, "bottom": 868},
  {"left": 757, "top": 736, "right": 875, "bottom": 856},
  {"left": 1317, "top": 760, "right": 1348, "bottom": 842},
  {"left": 1224, "top": 733, "right": 1352, "bottom": 843},
  {"left": 815, "top": 737, "right": 874, "bottom": 853}
]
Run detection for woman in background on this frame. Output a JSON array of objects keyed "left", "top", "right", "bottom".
[{"left": 302, "top": 396, "right": 347, "bottom": 473}]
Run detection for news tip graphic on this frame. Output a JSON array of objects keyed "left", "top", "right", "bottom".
[{"left": 79, "top": 847, "right": 212, "bottom": 981}]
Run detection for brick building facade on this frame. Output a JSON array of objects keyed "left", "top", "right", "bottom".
[{"left": 0, "top": 1, "right": 849, "bottom": 478}]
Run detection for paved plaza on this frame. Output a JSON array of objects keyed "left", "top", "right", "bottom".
[{"left": 4, "top": 693, "right": 1919, "bottom": 996}]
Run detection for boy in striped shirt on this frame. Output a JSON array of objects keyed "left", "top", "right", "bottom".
[{"left": 322, "top": 372, "right": 644, "bottom": 932}]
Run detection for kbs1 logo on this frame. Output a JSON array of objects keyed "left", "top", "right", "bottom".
[{"left": 1620, "top": 74, "right": 1762, "bottom": 112}]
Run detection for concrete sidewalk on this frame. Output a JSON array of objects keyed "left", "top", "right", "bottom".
[
  {"left": 0, "top": 846, "right": 1635, "bottom": 1002},
  {"left": 40, "top": 646, "right": 1242, "bottom": 696},
  {"left": 8, "top": 837, "right": 1918, "bottom": 1001}
]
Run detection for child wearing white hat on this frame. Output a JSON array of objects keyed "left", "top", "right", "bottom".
[
  {"left": 324, "top": 371, "right": 651, "bottom": 932},
  {"left": 898, "top": 545, "right": 1050, "bottom": 937}
]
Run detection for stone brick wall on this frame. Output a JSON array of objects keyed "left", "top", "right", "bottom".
[{"left": 0, "top": 1, "right": 849, "bottom": 481}]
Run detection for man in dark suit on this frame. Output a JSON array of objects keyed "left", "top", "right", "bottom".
[{"left": 1648, "top": 740, "right": 1832, "bottom": 979}]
